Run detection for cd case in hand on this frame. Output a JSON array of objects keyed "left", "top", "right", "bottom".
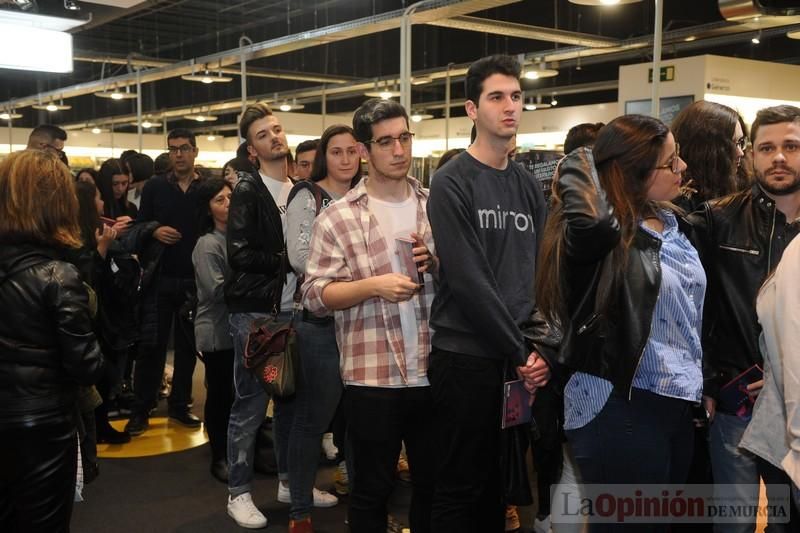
[
  {"left": 718, "top": 364, "right": 763, "bottom": 419},
  {"left": 395, "top": 237, "right": 424, "bottom": 285},
  {"left": 502, "top": 379, "right": 532, "bottom": 429}
]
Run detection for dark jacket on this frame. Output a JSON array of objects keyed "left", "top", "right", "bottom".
[
  {"left": 689, "top": 184, "right": 800, "bottom": 402},
  {"left": 225, "top": 170, "right": 289, "bottom": 313},
  {"left": 0, "top": 243, "right": 104, "bottom": 428},
  {"left": 555, "top": 148, "right": 695, "bottom": 397}
]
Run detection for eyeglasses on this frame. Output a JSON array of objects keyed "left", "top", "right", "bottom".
[
  {"left": 653, "top": 142, "right": 682, "bottom": 174},
  {"left": 167, "top": 144, "right": 195, "bottom": 154},
  {"left": 365, "top": 132, "right": 414, "bottom": 151},
  {"left": 735, "top": 137, "right": 748, "bottom": 151}
]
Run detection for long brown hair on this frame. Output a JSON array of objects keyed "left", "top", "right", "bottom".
[
  {"left": 536, "top": 115, "right": 669, "bottom": 325},
  {"left": 0, "top": 149, "right": 82, "bottom": 249},
  {"left": 671, "top": 100, "right": 741, "bottom": 200}
]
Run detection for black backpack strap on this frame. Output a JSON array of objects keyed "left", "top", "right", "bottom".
[{"left": 287, "top": 180, "right": 332, "bottom": 217}]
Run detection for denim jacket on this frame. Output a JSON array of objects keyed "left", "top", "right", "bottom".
[{"left": 740, "top": 236, "right": 800, "bottom": 488}]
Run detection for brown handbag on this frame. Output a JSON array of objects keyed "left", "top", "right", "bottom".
[{"left": 244, "top": 314, "right": 298, "bottom": 397}]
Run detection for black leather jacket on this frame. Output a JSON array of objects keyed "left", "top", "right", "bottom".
[
  {"left": 555, "top": 148, "right": 695, "bottom": 396},
  {"left": 689, "top": 185, "right": 800, "bottom": 402},
  {"left": 0, "top": 243, "right": 104, "bottom": 428},
  {"left": 225, "top": 171, "right": 290, "bottom": 313}
]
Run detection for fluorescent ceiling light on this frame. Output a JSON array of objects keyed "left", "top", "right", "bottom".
[
  {"left": 184, "top": 114, "right": 218, "bottom": 122},
  {"left": 0, "top": 9, "right": 88, "bottom": 32},
  {"left": 0, "top": 23, "right": 73, "bottom": 73}
]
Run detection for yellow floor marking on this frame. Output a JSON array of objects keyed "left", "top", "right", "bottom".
[{"left": 97, "top": 418, "right": 209, "bottom": 459}]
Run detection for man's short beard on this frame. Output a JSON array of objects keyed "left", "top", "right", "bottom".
[{"left": 756, "top": 168, "right": 800, "bottom": 196}]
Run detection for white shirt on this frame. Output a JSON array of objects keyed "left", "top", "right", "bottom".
[
  {"left": 260, "top": 171, "right": 298, "bottom": 312},
  {"left": 368, "top": 189, "right": 429, "bottom": 387}
]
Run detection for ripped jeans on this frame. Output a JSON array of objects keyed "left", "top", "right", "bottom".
[{"left": 227, "top": 311, "right": 294, "bottom": 497}]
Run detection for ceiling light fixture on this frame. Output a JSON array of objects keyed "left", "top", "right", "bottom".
[
  {"left": 411, "top": 76, "right": 433, "bottom": 86},
  {"left": 63, "top": 0, "right": 80, "bottom": 11},
  {"left": 32, "top": 98, "right": 71, "bottom": 111},
  {"left": 0, "top": 110, "right": 22, "bottom": 120},
  {"left": 752, "top": 31, "right": 761, "bottom": 44},
  {"left": 91, "top": 127, "right": 102, "bottom": 134},
  {"left": 95, "top": 86, "right": 137, "bottom": 100},
  {"left": 184, "top": 113, "right": 218, "bottom": 123},
  {"left": 523, "top": 60, "right": 559, "bottom": 80},
  {"left": 551, "top": 95, "right": 558, "bottom": 106},
  {"left": 410, "top": 112, "right": 434, "bottom": 123},
  {"left": 364, "top": 81, "right": 402, "bottom": 100},
  {"left": 206, "top": 134, "right": 217, "bottom": 141},
  {"left": 182, "top": 65, "right": 232, "bottom": 84},
  {"left": 278, "top": 99, "right": 305, "bottom": 112},
  {"left": 788, "top": 30, "right": 800, "bottom": 40}
]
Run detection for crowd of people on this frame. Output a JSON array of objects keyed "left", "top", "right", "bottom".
[{"left": 1, "top": 53, "right": 800, "bottom": 533}]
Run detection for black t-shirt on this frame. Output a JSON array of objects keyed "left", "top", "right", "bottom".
[{"left": 427, "top": 151, "right": 547, "bottom": 364}]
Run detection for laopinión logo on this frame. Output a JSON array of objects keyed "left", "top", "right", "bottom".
[{"left": 550, "top": 484, "right": 790, "bottom": 524}]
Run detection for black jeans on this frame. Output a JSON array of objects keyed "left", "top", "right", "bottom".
[
  {"left": 134, "top": 276, "right": 197, "bottom": 415},
  {"left": 344, "top": 385, "right": 435, "bottom": 533},
  {"left": 428, "top": 349, "right": 506, "bottom": 533},
  {"left": 565, "top": 388, "right": 694, "bottom": 532},
  {"left": 0, "top": 419, "right": 77, "bottom": 533},
  {"left": 203, "top": 349, "right": 234, "bottom": 462}
]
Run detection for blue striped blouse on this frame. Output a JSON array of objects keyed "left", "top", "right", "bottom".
[{"left": 563, "top": 210, "right": 706, "bottom": 430}]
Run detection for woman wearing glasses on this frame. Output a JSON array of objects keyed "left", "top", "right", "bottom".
[
  {"left": 536, "top": 115, "right": 704, "bottom": 524},
  {"left": 670, "top": 100, "right": 749, "bottom": 212}
]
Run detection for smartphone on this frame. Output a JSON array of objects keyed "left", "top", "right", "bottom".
[{"left": 99, "top": 216, "right": 116, "bottom": 227}]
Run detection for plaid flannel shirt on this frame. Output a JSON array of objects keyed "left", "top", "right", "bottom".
[{"left": 302, "top": 176, "right": 435, "bottom": 387}]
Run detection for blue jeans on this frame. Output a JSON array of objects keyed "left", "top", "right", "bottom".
[
  {"left": 287, "top": 317, "right": 343, "bottom": 520},
  {"left": 565, "top": 388, "right": 694, "bottom": 532},
  {"left": 709, "top": 413, "right": 759, "bottom": 533},
  {"left": 227, "top": 311, "right": 294, "bottom": 497}
]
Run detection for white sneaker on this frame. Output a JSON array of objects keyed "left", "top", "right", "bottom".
[
  {"left": 321, "top": 432, "right": 339, "bottom": 460},
  {"left": 277, "top": 482, "right": 339, "bottom": 508},
  {"left": 227, "top": 493, "right": 268, "bottom": 529}
]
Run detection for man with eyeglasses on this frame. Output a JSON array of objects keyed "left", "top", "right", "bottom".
[
  {"left": 294, "top": 139, "right": 318, "bottom": 181},
  {"left": 26, "top": 124, "right": 68, "bottom": 165},
  {"left": 125, "top": 128, "right": 204, "bottom": 436},
  {"left": 426, "top": 55, "right": 553, "bottom": 533},
  {"left": 692, "top": 105, "right": 800, "bottom": 532},
  {"left": 303, "top": 98, "right": 437, "bottom": 533}
]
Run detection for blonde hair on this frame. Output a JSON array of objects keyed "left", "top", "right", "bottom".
[{"left": 0, "top": 149, "right": 82, "bottom": 248}]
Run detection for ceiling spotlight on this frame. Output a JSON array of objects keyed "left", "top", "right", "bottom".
[
  {"left": 184, "top": 113, "right": 218, "bottom": 123},
  {"left": 0, "top": 111, "right": 22, "bottom": 120},
  {"left": 132, "top": 119, "right": 162, "bottom": 128},
  {"left": 364, "top": 81, "right": 402, "bottom": 100},
  {"left": 523, "top": 61, "right": 559, "bottom": 80},
  {"left": 551, "top": 96, "right": 558, "bottom": 106},
  {"left": 410, "top": 112, "right": 433, "bottom": 123},
  {"left": 64, "top": 0, "right": 80, "bottom": 11},
  {"left": 752, "top": 31, "right": 761, "bottom": 44},
  {"left": 95, "top": 86, "right": 137, "bottom": 100},
  {"left": 207, "top": 135, "right": 216, "bottom": 141},
  {"left": 684, "top": 35, "right": 696, "bottom": 42},
  {"left": 32, "top": 99, "right": 71, "bottom": 112},
  {"left": 91, "top": 127, "right": 102, "bottom": 134},
  {"left": 524, "top": 101, "right": 537, "bottom": 111},
  {"left": 182, "top": 68, "right": 233, "bottom": 84},
  {"left": 277, "top": 99, "right": 305, "bottom": 112}
]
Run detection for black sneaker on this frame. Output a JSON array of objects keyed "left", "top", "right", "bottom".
[
  {"left": 125, "top": 413, "right": 149, "bottom": 436},
  {"left": 168, "top": 409, "right": 202, "bottom": 428},
  {"left": 97, "top": 426, "right": 132, "bottom": 444}
]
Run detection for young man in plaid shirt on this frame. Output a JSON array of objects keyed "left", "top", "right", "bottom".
[{"left": 303, "top": 98, "right": 437, "bottom": 533}]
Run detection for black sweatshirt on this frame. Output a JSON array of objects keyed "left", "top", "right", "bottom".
[{"left": 427, "top": 151, "right": 547, "bottom": 365}]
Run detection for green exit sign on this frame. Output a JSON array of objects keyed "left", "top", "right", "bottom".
[{"left": 648, "top": 65, "right": 675, "bottom": 82}]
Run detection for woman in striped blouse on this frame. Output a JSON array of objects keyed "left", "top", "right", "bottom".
[{"left": 536, "top": 115, "right": 705, "bottom": 531}]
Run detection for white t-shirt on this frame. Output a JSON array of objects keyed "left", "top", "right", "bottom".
[
  {"left": 260, "top": 171, "right": 298, "bottom": 313},
  {"left": 369, "top": 190, "right": 429, "bottom": 387}
]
